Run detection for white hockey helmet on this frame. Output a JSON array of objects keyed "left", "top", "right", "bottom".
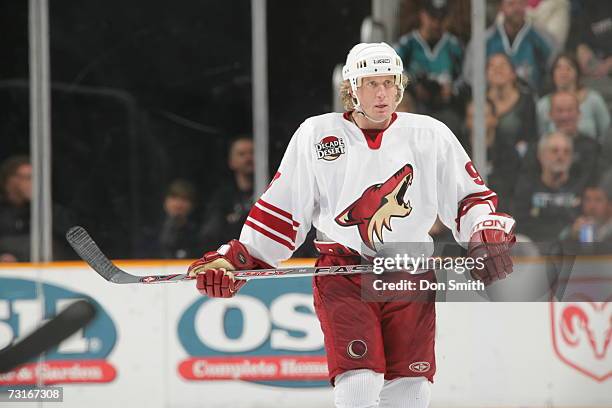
[{"left": 342, "top": 42, "right": 404, "bottom": 93}]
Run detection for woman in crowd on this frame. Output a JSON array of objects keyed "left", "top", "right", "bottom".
[
  {"left": 537, "top": 52, "right": 610, "bottom": 142},
  {"left": 486, "top": 53, "right": 537, "bottom": 160}
]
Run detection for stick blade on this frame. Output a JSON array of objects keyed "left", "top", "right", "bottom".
[
  {"left": 0, "top": 299, "right": 97, "bottom": 373},
  {"left": 66, "top": 226, "right": 138, "bottom": 283}
]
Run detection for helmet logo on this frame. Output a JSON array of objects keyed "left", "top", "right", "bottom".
[{"left": 373, "top": 58, "right": 391, "bottom": 64}]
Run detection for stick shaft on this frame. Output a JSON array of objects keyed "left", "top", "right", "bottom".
[{"left": 66, "top": 226, "right": 427, "bottom": 285}]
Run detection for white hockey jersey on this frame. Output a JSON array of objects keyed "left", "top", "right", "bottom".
[{"left": 240, "top": 112, "right": 497, "bottom": 266}]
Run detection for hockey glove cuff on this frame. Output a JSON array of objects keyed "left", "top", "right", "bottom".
[{"left": 467, "top": 212, "right": 516, "bottom": 286}]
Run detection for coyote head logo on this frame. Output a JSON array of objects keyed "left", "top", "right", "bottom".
[{"left": 335, "top": 164, "right": 414, "bottom": 250}]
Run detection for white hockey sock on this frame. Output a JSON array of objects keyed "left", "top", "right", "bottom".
[
  {"left": 378, "top": 376, "right": 431, "bottom": 408},
  {"left": 334, "top": 369, "right": 384, "bottom": 408}
]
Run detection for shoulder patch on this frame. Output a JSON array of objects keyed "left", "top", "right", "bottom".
[{"left": 315, "top": 136, "right": 346, "bottom": 161}]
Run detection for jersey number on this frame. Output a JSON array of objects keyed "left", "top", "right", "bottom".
[{"left": 465, "top": 162, "right": 484, "bottom": 185}]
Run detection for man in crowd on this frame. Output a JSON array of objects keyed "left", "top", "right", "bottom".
[
  {"left": 198, "top": 136, "right": 255, "bottom": 249},
  {"left": 548, "top": 91, "right": 601, "bottom": 183},
  {"left": 573, "top": 0, "right": 612, "bottom": 80},
  {"left": 0, "top": 156, "right": 32, "bottom": 261},
  {"left": 559, "top": 184, "right": 612, "bottom": 252},
  {"left": 0, "top": 155, "right": 75, "bottom": 261},
  {"left": 396, "top": 0, "right": 464, "bottom": 133},
  {"left": 464, "top": 0, "right": 555, "bottom": 93},
  {"left": 513, "top": 132, "right": 585, "bottom": 241}
]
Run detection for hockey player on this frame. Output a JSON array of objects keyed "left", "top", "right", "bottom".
[{"left": 188, "top": 43, "right": 516, "bottom": 408}]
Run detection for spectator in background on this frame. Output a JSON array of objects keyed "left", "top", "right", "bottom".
[
  {"left": 399, "top": 0, "right": 472, "bottom": 45},
  {"left": 548, "top": 91, "right": 601, "bottom": 183},
  {"left": 513, "top": 132, "right": 584, "bottom": 241},
  {"left": 537, "top": 53, "right": 610, "bottom": 141},
  {"left": 0, "top": 156, "right": 31, "bottom": 261},
  {"left": 573, "top": 0, "right": 612, "bottom": 80},
  {"left": 486, "top": 53, "right": 537, "bottom": 160},
  {"left": 396, "top": 0, "right": 464, "bottom": 133},
  {"left": 138, "top": 179, "right": 199, "bottom": 259},
  {"left": 463, "top": 98, "right": 520, "bottom": 211},
  {"left": 464, "top": 0, "right": 555, "bottom": 93},
  {"left": 0, "top": 156, "right": 74, "bottom": 261},
  {"left": 559, "top": 185, "right": 612, "bottom": 250},
  {"left": 445, "top": 0, "right": 472, "bottom": 45},
  {"left": 199, "top": 136, "right": 255, "bottom": 249}
]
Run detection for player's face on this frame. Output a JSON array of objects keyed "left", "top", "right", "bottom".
[{"left": 355, "top": 75, "right": 399, "bottom": 123}]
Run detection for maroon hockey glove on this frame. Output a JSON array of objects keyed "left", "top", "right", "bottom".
[
  {"left": 195, "top": 269, "right": 245, "bottom": 298},
  {"left": 188, "top": 240, "right": 270, "bottom": 298},
  {"left": 467, "top": 213, "right": 516, "bottom": 286}
]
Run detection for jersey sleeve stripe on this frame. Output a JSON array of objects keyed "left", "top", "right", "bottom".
[
  {"left": 253, "top": 202, "right": 297, "bottom": 227},
  {"left": 455, "top": 190, "right": 498, "bottom": 232},
  {"left": 257, "top": 199, "right": 300, "bottom": 227},
  {"left": 245, "top": 219, "right": 296, "bottom": 250},
  {"left": 249, "top": 204, "right": 298, "bottom": 242}
]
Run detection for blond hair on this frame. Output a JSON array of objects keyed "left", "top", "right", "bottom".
[{"left": 339, "top": 74, "right": 410, "bottom": 111}]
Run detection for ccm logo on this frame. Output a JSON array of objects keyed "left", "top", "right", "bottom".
[
  {"left": 472, "top": 216, "right": 514, "bottom": 235},
  {"left": 409, "top": 361, "right": 430, "bottom": 373},
  {"left": 373, "top": 58, "right": 391, "bottom": 64},
  {"left": 475, "top": 219, "right": 507, "bottom": 230}
]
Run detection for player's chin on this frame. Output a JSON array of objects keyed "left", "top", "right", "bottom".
[{"left": 370, "top": 106, "right": 393, "bottom": 120}]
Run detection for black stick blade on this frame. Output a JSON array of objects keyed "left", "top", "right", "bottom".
[
  {"left": 0, "top": 300, "right": 97, "bottom": 373},
  {"left": 66, "top": 226, "right": 139, "bottom": 283}
]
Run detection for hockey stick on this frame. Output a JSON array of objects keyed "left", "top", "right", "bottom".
[
  {"left": 66, "top": 226, "right": 428, "bottom": 284},
  {"left": 0, "top": 299, "right": 97, "bottom": 373},
  {"left": 67, "top": 226, "right": 391, "bottom": 284}
]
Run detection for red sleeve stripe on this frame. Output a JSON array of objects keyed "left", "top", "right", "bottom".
[
  {"left": 249, "top": 204, "right": 298, "bottom": 242},
  {"left": 257, "top": 199, "right": 300, "bottom": 227},
  {"left": 254, "top": 202, "right": 298, "bottom": 228},
  {"left": 455, "top": 190, "right": 498, "bottom": 232},
  {"left": 245, "top": 218, "right": 295, "bottom": 250}
]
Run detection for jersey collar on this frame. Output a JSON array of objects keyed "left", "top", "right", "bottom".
[{"left": 343, "top": 111, "right": 398, "bottom": 150}]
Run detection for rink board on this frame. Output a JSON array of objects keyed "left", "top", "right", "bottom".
[{"left": 0, "top": 260, "right": 610, "bottom": 408}]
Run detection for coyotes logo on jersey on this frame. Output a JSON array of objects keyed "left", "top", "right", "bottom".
[{"left": 335, "top": 164, "right": 414, "bottom": 250}]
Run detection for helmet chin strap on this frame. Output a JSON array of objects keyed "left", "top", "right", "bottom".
[{"left": 355, "top": 107, "right": 390, "bottom": 124}]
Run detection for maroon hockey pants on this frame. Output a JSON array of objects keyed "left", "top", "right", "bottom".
[{"left": 312, "top": 252, "right": 436, "bottom": 385}]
